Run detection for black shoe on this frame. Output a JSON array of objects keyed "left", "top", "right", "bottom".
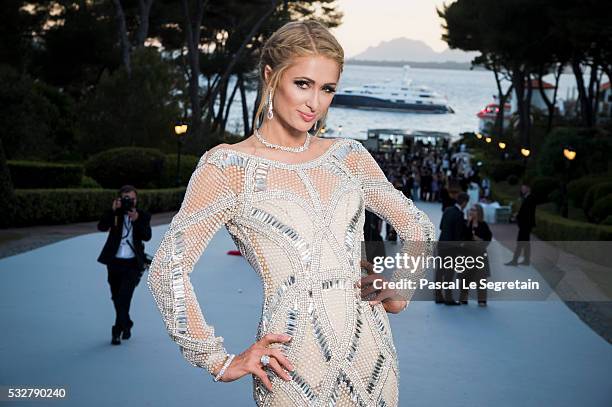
[
  {"left": 445, "top": 300, "right": 461, "bottom": 306},
  {"left": 111, "top": 325, "right": 121, "bottom": 345},
  {"left": 518, "top": 260, "right": 530, "bottom": 266},
  {"left": 122, "top": 327, "right": 131, "bottom": 340},
  {"left": 435, "top": 299, "right": 445, "bottom": 304},
  {"left": 460, "top": 300, "right": 468, "bottom": 305},
  {"left": 504, "top": 260, "right": 519, "bottom": 266}
]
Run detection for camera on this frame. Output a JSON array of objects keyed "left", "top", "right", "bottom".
[{"left": 120, "top": 195, "right": 135, "bottom": 212}]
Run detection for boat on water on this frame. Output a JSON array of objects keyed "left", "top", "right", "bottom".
[
  {"left": 331, "top": 65, "right": 454, "bottom": 114},
  {"left": 476, "top": 101, "right": 512, "bottom": 132}
]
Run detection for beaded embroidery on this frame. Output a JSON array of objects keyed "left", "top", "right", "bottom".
[{"left": 147, "top": 138, "right": 435, "bottom": 406}]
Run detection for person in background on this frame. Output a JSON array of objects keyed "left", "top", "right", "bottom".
[
  {"left": 97, "top": 185, "right": 152, "bottom": 345},
  {"left": 505, "top": 183, "right": 536, "bottom": 266},
  {"left": 435, "top": 192, "right": 470, "bottom": 305},
  {"left": 460, "top": 203, "right": 492, "bottom": 306}
]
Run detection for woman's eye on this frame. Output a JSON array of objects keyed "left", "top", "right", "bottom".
[
  {"left": 295, "top": 80, "right": 309, "bottom": 89},
  {"left": 324, "top": 87, "right": 336, "bottom": 94}
]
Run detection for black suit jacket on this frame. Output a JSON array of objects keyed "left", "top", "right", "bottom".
[
  {"left": 439, "top": 205, "right": 469, "bottom": 242},
  {"left": 517, "top": 193, "right": 536, "bottom": 230},
  {"left": 97, "top": 208, "right": 152, "bottom": 266}
]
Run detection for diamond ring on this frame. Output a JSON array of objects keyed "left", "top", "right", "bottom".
[{"left": 260, "top": 354, "right": 270, "bottom": 367}]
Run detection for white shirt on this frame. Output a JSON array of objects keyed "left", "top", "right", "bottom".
[{"left": 115, "top": 214, "right": 136, "bottom": 259}]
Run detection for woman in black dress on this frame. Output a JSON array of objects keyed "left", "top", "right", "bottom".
[{"left": 460, "top": 203, "right": 492, "bottom": 306}]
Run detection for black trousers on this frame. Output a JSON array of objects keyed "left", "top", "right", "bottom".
[
  {"left": 107, "top": 257, "right": 141, "bottom": 330},
  {"left": 511, "top": 227, "right": 532, "bottom": 262}
]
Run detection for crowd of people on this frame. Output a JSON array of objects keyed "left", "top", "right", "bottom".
[{"left": 364, "top": 140, "right": 494, "bottom": 306}]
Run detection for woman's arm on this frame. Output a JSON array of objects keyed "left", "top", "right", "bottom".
[
  {"left": 351, "top": 142, "right": 436, "bottom": 313},
  {"left": 147, "top": 148, "right": 238, "bottom": 378}
]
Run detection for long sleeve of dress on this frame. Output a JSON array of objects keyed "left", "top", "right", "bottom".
[
  {"left": 354, "top": 145, "right": 436, "bottom": 304},
  {"left": 147, "top": 150, "right": 238, "bottom": 377}
]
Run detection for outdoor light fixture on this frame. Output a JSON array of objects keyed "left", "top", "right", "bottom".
[
  {"left": 476, "top": 133, "right": 483, "bottom": 139},
  {"left": 174, "top": 124, "right": 188, "bottom": 135},
  {"left": 521, "top": 148, "right": 531, "bottom": 157},
  {"left": 485, "top": 136, "right": 492, "bottom": 143},
  {"left": 498, "top": 142, "right": 506, "bottom": 149},
  {"left": 563, "top": 148, "right": 576, "bottom": 161}
]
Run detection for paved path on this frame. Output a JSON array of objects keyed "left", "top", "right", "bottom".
[{"left": 1, "top": 202, "right": 610, "bottom": 406}]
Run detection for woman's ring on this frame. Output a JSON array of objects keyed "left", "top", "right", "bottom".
[{"left": 260, "top": 354, "right": 270, "bottom": 367}]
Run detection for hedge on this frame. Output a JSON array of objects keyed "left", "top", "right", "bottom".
[
  {"left": 591, "top": 194, "right": 612, "bottom": 224},
  {"left": 583, "top": 182, "right": 612, "bottom": 220},
  {"left": 11, "top": 187, "right": 186, "bottom": 227},
  {"left": 160, "top": 153, "right": 200, "bottom": 188},
  {"left": 8, "top": 160, "right": 84, "bottom": 188},
  {"left": 567, "top": 176, "right": 609, "bottom": 209},
  {"left": 485, "top": 160, "right": 525, "bottom": 182},
  {"left": 84, "top": 147, "right": 166, "bottom": 189},
  {"left": 529, "top": 176, "right": 559, "bottom": 204},
  {"left": 533, "top": 208, "right": 612, "bottom": 241}
]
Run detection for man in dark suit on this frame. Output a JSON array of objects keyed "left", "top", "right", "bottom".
[
  {"left": 505, "top": 184, "right": 536, "bottom": 266},
  {"left": 97, "top": 185, "right": 152, "bottom": 345},
  {"left": 435, "top": 192, "right": 470, "bottom": 305}
]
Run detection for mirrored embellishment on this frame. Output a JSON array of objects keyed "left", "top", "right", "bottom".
[
  {"left": 288, "top": 369, "right": 318, "bottom": 404},
  {"left": 282, "top": 298, "right": 299, "bottom": 354},
  {"left": 307, "top": 296, "right": 333, "bottom": 362},
  {"left": 366, "top": 352, "right": 386, "bottom": 394},
  {"left": 261, "top": 275, "right": 296, "bottom": 333},
  {"left": 346, "top": 300, "right": 364, "bottom": 363},
  {"left": 250, "top": 207, "right": 311, "bottom": 267},
  {"left": 254, "top": 161, "right": 270, "bottom": 192},
  {"left": 344, "top": 197, "right": 364, "bottom": 266},
  {"left": 171, "top": 230, "right": 188, "bottom": 334}
]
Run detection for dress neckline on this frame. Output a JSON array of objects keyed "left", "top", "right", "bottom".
[{"left": 215, "top": 137, "right": 347, "bottom": 168}]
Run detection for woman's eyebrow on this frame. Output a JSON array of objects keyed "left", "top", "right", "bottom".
[{"left": 294, "top": 76, "right": 337, "bottom": 86}]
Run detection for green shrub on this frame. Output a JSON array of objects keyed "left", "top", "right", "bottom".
[
  {"left": 507, "top": 174, "right": 519, "bottom": 185},
  {"left": 602, "top": 216, "right": 612, "bottom": 226},
  {"left": 533, "top": 209, "right": 612, "bottom": 241},
  {"left": 536, "top": 126, "right": 612, "bottom": 179},
  {"left": 567, "top": 176, "right": 610, "bottom": 208},
  {"left": 485, "top": 160, "right": 525, "bottom": 182},
  {"left": 160, "top": 153, "right": 200, "bottom": 188},
  {"left": 85, "top": 147, "right": 165, "bottom": 189},
  {"left": 8, "top": 160, "right": 83, "bottom": 188},
  {"left": 583, "top": 182, "right": 612, "bottom": 221},
  {"left": 530, "top": 176, "right": 559, "bottom": 204},
  {"left": 591, "top": 194, "right": 612, "bottom": 224},
  {"left": 11, "top": 187, "right": 185, "bottom": 227},
  {"left": 80, "top": 175, "right": 102, "bottom": 188}
]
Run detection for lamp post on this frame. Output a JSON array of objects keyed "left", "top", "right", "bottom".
[
  {"left": 174, "top": 123, "right": 188, "bottom": 186},
  {"left": 520, "top": 147, "right": 530, "bottom": 172},
  {"left": 498, "top": 141, "right": 506, "bottom": 161},
  {"left": 561, "top": 147, "right": 576, "bottom": 218}
]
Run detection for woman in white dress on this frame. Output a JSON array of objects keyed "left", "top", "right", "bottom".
[{"left": 147, "top": 20, "right": 435, "bottom": 406}]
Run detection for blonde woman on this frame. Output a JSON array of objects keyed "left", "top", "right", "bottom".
[
  {"left": 460, "top": 203, "right": 492, "bottom": 306},
  {"left": 147, "top": 20, "right": 435, "bottom": 406}
]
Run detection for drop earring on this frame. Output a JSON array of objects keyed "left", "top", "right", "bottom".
[{"left": 267, "top": 90, "right": 274, "bottom": 120}]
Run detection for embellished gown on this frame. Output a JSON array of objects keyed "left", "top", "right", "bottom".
[{"left": 147, "top": 137, "right": 435, "bottom": 407}]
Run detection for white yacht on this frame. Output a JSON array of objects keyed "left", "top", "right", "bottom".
[{"left": 331, "top": 65, "right": 454, "bottom": 114}]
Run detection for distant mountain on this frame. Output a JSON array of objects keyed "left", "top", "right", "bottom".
[{"left": 351, "top": 37, "right": 479, "bottom": 63}]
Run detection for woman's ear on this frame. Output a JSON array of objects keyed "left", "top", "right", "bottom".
[{"left": 264, "top": 64, "right": 273, "bottom": 83}]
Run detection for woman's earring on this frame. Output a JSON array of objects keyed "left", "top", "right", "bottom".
[
  {"left": 267, "top": 90, "right": 274, "bottom": 120},
  {"left": 313, "top": 120, "right": 319, "bottom": 132}
]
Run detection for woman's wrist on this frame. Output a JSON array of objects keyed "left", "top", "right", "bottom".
[{"left": 212, "top": 353, "right": 235, "bottom": 382}]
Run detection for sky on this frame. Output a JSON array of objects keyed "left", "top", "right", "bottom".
[{"left": 330, "top": 0, "right": 451, "bottom": 58}]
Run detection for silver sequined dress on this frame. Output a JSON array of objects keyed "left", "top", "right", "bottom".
[{"left": 147, "top": 137, "right": 435, "bottom": 406}]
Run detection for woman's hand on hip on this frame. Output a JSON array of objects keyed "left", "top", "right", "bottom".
[{"left": 216, "top": 333, "right": 295, "bottom": 391}]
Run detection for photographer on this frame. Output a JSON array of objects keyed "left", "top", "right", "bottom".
[{"left": 97, "top": 185, "right": 152, "bottom": 345}]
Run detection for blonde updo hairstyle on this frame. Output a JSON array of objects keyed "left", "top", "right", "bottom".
[{"left": 253, "top": 20, "right": 345, "bottom": 136}]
